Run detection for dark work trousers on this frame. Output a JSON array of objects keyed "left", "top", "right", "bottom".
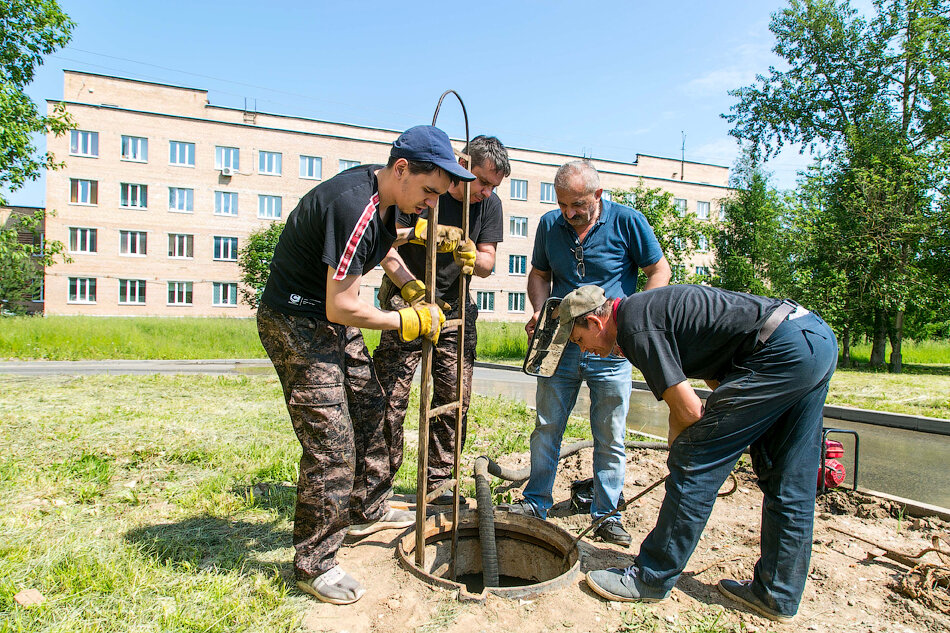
[
  {"left": 635, "top": 312, "right": 837, "bottom": 617},
  {"left": 373, "top": 301, "right": 477, "bottom": 493},
  {"left": 257, "top": 303, "right": 390, "bottom": 580}
]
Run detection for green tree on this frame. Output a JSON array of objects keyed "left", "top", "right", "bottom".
[
  {"left": 725, "top": 0, "right": 950, "bottom": 372},
  {"left": 610, "top": 181, "right": 712, "bottom": 286},
  {"left": 1, "top": 0, "right": 75, "bottom": 203},
  {"left": 238, "top": 222, "right": 284, "bottom": 309},
  {"left": 0, "top": 208, "right": 69, "bottom": 313}
]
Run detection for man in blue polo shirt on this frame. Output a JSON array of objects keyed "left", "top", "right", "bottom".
[{"left": 505, "top": 160, "right": 671, "bottom": 546}]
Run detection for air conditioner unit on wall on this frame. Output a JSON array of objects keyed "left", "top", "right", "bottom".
[{"left": 221, "top": 166, "right": 234, "bottom": 176}]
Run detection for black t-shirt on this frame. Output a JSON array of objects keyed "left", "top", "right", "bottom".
[
  {"left": 615, "top": 285, "right": 783, "bottom": 400},
  {"left": 396, "top": 191, "right": 504, "bottom": 305},
  {"left": 261, "top": 165, "right": 398, "bottom": 320}
]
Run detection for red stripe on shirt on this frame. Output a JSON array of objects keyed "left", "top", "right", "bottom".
[{"left": 333, "top": 193, "right": 379, "bottom": 281}]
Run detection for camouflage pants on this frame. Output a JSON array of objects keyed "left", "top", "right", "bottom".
[
  {"left": 373, "top": 302, "right": 477, "bottom": 493},
  {"left": 257, "top": 303, "right": 390, "bottom": 579}
]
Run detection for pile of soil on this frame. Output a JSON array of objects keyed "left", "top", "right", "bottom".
[{"left": 303, "top": 446, "right": 950, "bottom": 633}]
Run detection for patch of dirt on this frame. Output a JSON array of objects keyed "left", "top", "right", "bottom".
[{"left": 302, "top": 447, "right": 950, "bottom": 633}]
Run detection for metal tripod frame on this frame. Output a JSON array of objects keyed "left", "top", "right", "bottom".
[{"left": 414, "top": 90, "right": 471, "bottom": 579}]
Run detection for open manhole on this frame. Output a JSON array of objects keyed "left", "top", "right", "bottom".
[{"left": 397, "top": 509, "right": 580, "bottom": 601}]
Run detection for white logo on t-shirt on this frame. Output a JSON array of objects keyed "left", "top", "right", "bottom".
[{"left": 289, "top": 294, "right": 302, "bottom": 305}]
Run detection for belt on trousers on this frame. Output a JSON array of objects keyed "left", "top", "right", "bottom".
[{"left": 757, "top": 300, "right": 811, "bottom": 347}]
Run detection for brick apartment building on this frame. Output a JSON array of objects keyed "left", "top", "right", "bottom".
[{"left": 41, "top": 70, "right": 729, "bottom": 320}]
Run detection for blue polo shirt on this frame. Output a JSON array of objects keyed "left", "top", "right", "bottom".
[{"left": 531, "top": 199, "right": 663, "bottom": 300}]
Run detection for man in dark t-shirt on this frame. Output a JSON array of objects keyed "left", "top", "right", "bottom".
[
  {"left": 552, "top": 284, "right": 837, "bottom": 623},
  {"left": 257, "top": 125, "right": 475, "bottom": 605},
  {"left": 373, "top": 135, "right": 509, "bottom": 502}
]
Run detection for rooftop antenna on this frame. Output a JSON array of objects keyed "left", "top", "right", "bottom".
[{"left": 680, "top": 131, "right": 686, "bottom": 181}]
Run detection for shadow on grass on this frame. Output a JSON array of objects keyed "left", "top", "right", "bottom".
[{"left": 125, "top": 515, "right": 293, "bottom": 578}]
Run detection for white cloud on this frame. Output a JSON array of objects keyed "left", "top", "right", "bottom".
[
  {"left": 683, "top": 69, "right": 757, "bottom": 98},
  {"left": 691, "top": 138, "right": 741, "bottom": 168}
]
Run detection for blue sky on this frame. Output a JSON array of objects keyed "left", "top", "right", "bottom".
[{"left": 8, "top": 0, "right": 828, "bottom": 206}]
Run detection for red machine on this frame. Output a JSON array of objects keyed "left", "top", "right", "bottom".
[{"left": 818, "top": 439, "right": 846, "bottom": 489}]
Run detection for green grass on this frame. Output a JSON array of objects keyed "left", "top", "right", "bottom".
[
  {"left": 0, "top": 373, "right": 546, "bottom": 631},
  {"left": 846, "top": 338, "right": 950, "bottom": 366}
]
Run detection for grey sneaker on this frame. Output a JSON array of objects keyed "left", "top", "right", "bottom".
[
  {"left": 297, "top": 566, "right": 365, "bottom": 604},
  {"left": 347, "top": 507, "right": 415, "bottom": 537},
  {"left": 717, "top": 579, "right": 795, "bottom": 623},
  {"left": 499, "top": 499, "right": 541, "bottom": 518},
  {"left": 594, "top": 520, "right": 632, "bottom": 547},
  {"left": 585, "top": 566, "right": 667, "bottom": 602}
]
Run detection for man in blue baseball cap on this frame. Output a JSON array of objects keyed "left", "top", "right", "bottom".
[{"left": 258, "top": 125, "right": 474, "bottom": 605}]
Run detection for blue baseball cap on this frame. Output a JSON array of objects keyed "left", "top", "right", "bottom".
[{"left": 391, "top": 125, "right": 475, "bottom": 182}]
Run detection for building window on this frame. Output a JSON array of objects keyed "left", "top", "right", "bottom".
[
  {"left": 258, "top": 195, "right": 282, "bottom": 219},
  {"left": 509, "top": 254, "right": 527, "bottom": 276},
  {"left": 213, "top": 236, "right": 238, "bottom": 261},
  {"left": 508, "top": 292, "right": 526, "bottom": 312},
  {"left": 719, "top": 203, "right": 727, "bottom": 221},
  {"left": 119, "top": 230, "right": 147, "bottom": 256},
  {"left": 697, "top": 235, "right": 709, "bottom": 252},
  {"left": 215, "top": 146, "right": 240, "bottom": 170},
  {"left": 121, "top": 135, "right": 148, "bottom": 162},
  {"left": 168, "top": 187, "right": 194, "bottom": 213},
  {"left": 68, "top": 277, "right": 96, "bottom": 303},
  {"left": 120, "top": 183, "right": 148, "bottom": 209},
  {"left": 214, "top": 191, "right": 238, "bottom": 216},
  {"left": 540, "top": 182, "right": 556, "bottom": 204},
  {"left": 68, "top": 227, "right": 97, "bottom": 254},
  {"left": 169, "top": 140, "right": 195, "bottom": 166},
  {"left": 339, "top": 159, "right": 360, "bottom": 172},
  {"left": 167, "top": 281, "right": 193, "bottom": 305},
  {"left": 695, "top": 265, "right": 709, "bottom": 277},
  {"left": 510, "top": 179, "right": 527, "bottom": 201},
  {"left": 509, "top": 216, "right": 528, "bottom": 237},
  {"left": 70, "top": 179, "right": 98, "bottom": 205},
  {"left": 118, "top": 279, "right": 146, "bottom": 305},
  {"left": 212, "top": 282, "right": 238, "bottom": 306},
  {"left": 300, "top": 155, "right": 322, "bottom": 180},
  {"left": 476, "top": 291, "right": 495, "bottom": 312},
  {"left": 32, "top": 280, "right": 44, "bottom": 302},
  {"left": 168, "top": 233, "right": 194, "bottom": 258},
  {"left": 70, "top": 130, "right": 98, "bottom": 157},
  {"left": 259, "top": 150, "right": 282, "bottom": 175},
  {"left": 696, "top": 201, "right": 710, "bottom": 220},
  {"left": 674, "top": 198, "right": 687, "bottom": 217}
]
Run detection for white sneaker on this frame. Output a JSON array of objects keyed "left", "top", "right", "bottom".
[
  {"left": 347, "top": 507, "right": 415, "bottom": 537},
  {"left": 297, "top": 566, "right": 365, "bottom": 604}
]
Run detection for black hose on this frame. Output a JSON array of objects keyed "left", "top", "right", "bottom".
[{"left": 473, "top": 456, "right": 499, "bottom": 587}]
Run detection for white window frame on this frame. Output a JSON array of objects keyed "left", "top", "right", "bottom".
[
  {"left": 509, "top": 254, "right": 527, "bottom": 276},
  {"left": 510, "top": 179, "right": 527, "bottom": 201},
  {"left": 168, "top": 233, "right": 194, "bottom": 259},
  {"left": 213, "top": 236, "right": 239, "bottom": 261},
  {"left": 696, "top": 201, "right": 710, "bottom": 220},
  {"left": 70, "top": 179, "right": 98, "bottom": 205},
  {"left": 215, "top": 146, "right": 240, "bottom": 170},
  {"left": 258, "top": 150, "right": 282, "bottom": 175},
  {"left": 300, "top": 155, "right": 322, "bottom": 180},
  {"left": 674, "top": 198, "right": 687, "bottom": 217},
  {"left": 258, "top": 194, "right": 282, "bottom": 219},
  {"left": 697, "top": 235, "right": 709, "bottom": 253},
  {"left": 214, "top": 191, "right": 238, "bottom": 216},
  {"left": 540, "top": 182, "right": 556, "bottom": 204},
  {"left": 68, "top": 277, "right": 97, "bottom": 304},
  {"left": 508, "top": 292, "right": 526, "bottom": 313},
  {"left": 120, "top": 183, "right": 148, "bottom": 209},
  {"left": 118, "top": 279, "right": 147, "bottom": 305},
  {"left": 70, "top": 130, "right": 98, "bottom": 157},
  {"left": 339, "top": 159, "right": 360, "bottom": 172},
  {"left": 169, "top": 141, "right": 195, "bottom": 167},
  {"left": 168, "top": 187, "right": 194, "bottom": 213},
  {"left": 68, "top": 227, "right": 97, "bottom": 254},
  {"left": 167, "top": 281, "right": 193, "bottom": 306},
  {"left": 121, "top": 135, "right": 148, "bottom": 162},
  {"left": 509, "top": 216, "right": 528, "bottom": 238},
  {"left": 212, "top": 282, "right": 238, "bottom": 307},
  {"left": 476, "top": 291, "right": 495, "bottom": 312},
  {"left": 695, "top": 266, "right": 709, "bottom": 277},
  {"left": 119, "top": 230, "right": 147, "bottom": 256}
]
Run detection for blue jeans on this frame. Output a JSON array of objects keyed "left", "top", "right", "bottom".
[
  {"left": 524, "top": 343, "right": 631, "bottom": 519},
  {"left": 634, "top": 313, "right": 837, "bottom": 616}
]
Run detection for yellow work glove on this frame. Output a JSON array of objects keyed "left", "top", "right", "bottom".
[
  {"left": 454, "top": 238, "right": 476, "bottom": 275},
  {"left": 397, "top": 303, "right": 446, "bottom": 343},
  {"left": 400, "top": 279, "right": 426, "bottom": 305},
  {"left": 409, "top": 219, "right": 463, "bottom": 253}
]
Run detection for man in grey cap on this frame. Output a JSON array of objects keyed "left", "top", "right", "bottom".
[
  {"left": 258, "top": 125, "right": 475, "bottom": 605},
  {"left": 556, "top": 284, "right": 836, "bottom": 623}
]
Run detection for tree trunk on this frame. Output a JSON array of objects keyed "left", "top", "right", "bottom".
[
  {"left": 842, "top": 326, "right": 851, "bottom": 367},
  {"left": 888, "top": 309, "right": 904, "bottom": 374},
  {"left": 869, "top": 308, "right": 887, "bottom": 369}
]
